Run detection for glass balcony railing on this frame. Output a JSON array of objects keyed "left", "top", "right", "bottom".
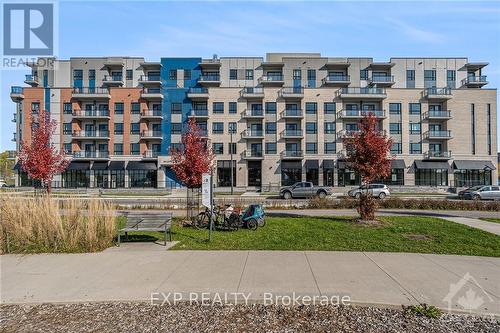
[
  {"left": 139, "top": 75, "right": 161, "bottom": 81},
  {"left": 282, "top": 109, "right": 303, "bottom": 117},
  {"left": 324, "top": 75, "right": 350, "bottom": 82},
  {"left": 281, "top": 129, "right": 303, "bottom": 137},
  {"left": 141, "top": 130, "right": 163, "bottom": 138},
  {"left": 142, "top": 87, "right": 162, "bottom": 94},
  {"left": 72, "top": 87, "right": 110, "bottom": 94},
  {"left": 280, "top": 87, "right": 304, "bottom": 95},
  {"left": 11, "top": 86, "right": 23, "bottom": 94},
  {"left": 463, "top": 76, "right": 488, "bottom": 84},
  {"left": 425, "top": 110, "right": 451, "bottom": 118},
  {"left": 425, "top": 151, "right": 452, "bottom": 159},
  {"left": 281, "top": 150, "right": 304, "bottom": 158},
  {"left": 425, "top": 87, "right": 452, "bottom": 96},
  {"left": 339, "top": 87, "right": 386, "bottom": 95},
  {"left": 260, "top": 75, "right": 284, "bottom": 82},
  {"left": 241, "top": 87, "right": 264, "bottom": 95},
  {"left": 73, "top": 110, "right": 110, "bottom": 117},
  {"left": 103, "top": 75, "right": 123, "bottom": 82},
  {"left": 199, "top": 74, "right": 220, "bottom": 81},
  {"left": 339, "top": 109, "right": 385, "bottom": 118},
  {"left": 72, "top": 130, "right": 110, "bottom": 138},
  {"left": 73, "top": 151, "right": 109, "bottom": 158},
  {"left": 25, "top": 74, "right": 39, "bottom": 82},
  {"left": 244, "top": 150, "right": 263, "bottom": 158},
  {"left": 370, "top": 75, "right": 394, "bottom": 82},
  {"left": 188, "top": 87, "right": 209, "bottom": 94},
  {"left": 189, "top": 109, "right": 209, "bottom": 117},
  {"left": 141, "top": 110, "right": 163, "bottom": 117},
  {"left": 425, "top": 130, "right": 452, "bottom": 138},
  {"left": 242, "top": 129, "right": 264, "bottom": 137},
  {"left": 242, "top": 109, "right": 264, "bottom": 117},
  {"left": 143, "top": 150, "right": 160, "bottom": 158}
]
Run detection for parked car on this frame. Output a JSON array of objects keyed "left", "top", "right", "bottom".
[
  {"left": 0, "top": 181, "right": 7, "bottom": 188},
  {"left": 458, "top": 186, "right": 483, "bottom": 199},
  {"left": 279, "top": 182, "right": 333, "bottom": 199},
  {"left": 347, "top": 184, "right": 390, "bottom": 199},
  {"left": 460, "top": 185, "right": 500, "bottom": 200}
]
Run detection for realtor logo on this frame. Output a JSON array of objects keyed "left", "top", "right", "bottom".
[
  {"left": 443, "top": 272, "right": 494, "bottom": 313},
  {"left": 3, "top": 3, "right": 53, "bottom": 55}
]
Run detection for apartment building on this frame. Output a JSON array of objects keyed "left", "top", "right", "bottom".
[{"left": 10, "top": 53, "right": 498, "bottom": 189}]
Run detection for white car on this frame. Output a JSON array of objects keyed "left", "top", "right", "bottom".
[
  {"left": 0, "top": 181, "right": 7, "bottom": 188},
  {"left": 347, "top": 184, "right": 391, "bottom": 199}
]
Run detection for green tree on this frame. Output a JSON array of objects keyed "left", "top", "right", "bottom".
[{"left": 0, "top": 151, "right": 15, "bottom": 184}]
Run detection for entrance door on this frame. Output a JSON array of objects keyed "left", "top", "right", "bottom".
[{"left": 247, "top": 161, "right": 262, "bottom": 187}]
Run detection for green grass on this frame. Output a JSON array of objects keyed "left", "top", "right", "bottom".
[
  {"left": 118, "top": 216, "right": 500, "bottom": 257},
  {"left": 480, "top": 218, "right": 500, "bottom": 224}
]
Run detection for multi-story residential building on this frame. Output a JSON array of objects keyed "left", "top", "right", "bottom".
[{"left": 10, "top": 53, "right": 497, "bottom": 189}]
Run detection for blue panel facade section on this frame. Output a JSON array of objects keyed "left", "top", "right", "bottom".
[
  {"left": 160, "top": 57, "right": 202, "bottom": 156},
  {"left": 44, "top": 88, "right": 50, "bottom": 112}
]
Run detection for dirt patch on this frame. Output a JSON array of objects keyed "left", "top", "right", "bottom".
[{"left": 405, "top": 234, "right": 432, "bottom": 241}]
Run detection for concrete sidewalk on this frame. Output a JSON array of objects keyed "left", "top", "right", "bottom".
[{"left": 1, "top": 248, "right": 499, "bottom": 316}]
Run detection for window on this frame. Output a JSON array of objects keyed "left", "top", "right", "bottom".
[
  {"left": 389, "top": 103, "right": 401, "bottom": 115},
  {"left": 114, "top": 144, "right": 123, "bottom": 155},
  {"left": 63, "top": 123, "right": 72, "bottom": 135},
  {"left": 293, "top": 69, "right": 301, "bottom": 80},
  {"left": 265, "top": 102, "right": 276, "bottom": 114},
  {"left": 131, "top": 102, "right": 140, "bottom": 114},
  {"left": 487, "top": 104, "right": 492, "bottom": 155},
  {"left": 31, "top": 102, "right": 40, "bottom": 114},
  {"left": 114, "top": 102, "right": 124, "bottom": 114},
  {"left": 126, "top": 70, "right": 133, "bottom": 80},
  {"left": 63, "top": 143, "right": 72, "bottom": 153},
  {"left": 265, "top": 122, "right": 276, "bottom": 134},
  {"left": 229, "top": 102, "right": 237, "bottom": 114},
  {"left": 245, "top": 69, "right": 254, "bottom": 80},
  {"left": 229, "top": 69, "right": 237, "bottom": 80},
  {"left": 410, "top": 143, "right": 422, "bottom": 154},
  {"left": 169, "top": 70, "right": 177, "bottom": 80},
  {"left": 324, "top": 122, "right": 336, "bottom": 134},
  {"left": 409, "top": 123, "right": 421, "bottom": 134},
  {"left": 471, "top": 104, "right": 475, "bottom": 154},
  {"left": 447, "top": 70, "right": 456, "bottom": 88},
  {"left": 171, "top": 103, "right": 182, "bottom": 114},
  {"left": 228, "top": 122, "right": 237, "bottom": 134},
  {"left": 73, "top": 69, "right": 83, "bottom": 80},
  {"left": 305, "top": 102, "right": 317, "bottom": 114},
  {"left": 184, "top": 69, "right": 191, "bottom": 80},
  {"left": 406, "top": 70, "right": 415, "bottom": 88},
  {"left": 416, "top": 168, "right": 448, "bottom": 186},
  {"left": 213, "top": 102, "right": 224, "bottom": 114},
  {"left": 324, "top": 102, "right": 336, "bottom": 114},
  {"left": 130, "top": 123, "right": 140, "bottom": 134},
  {"left": 63, "top": 103, "right": 72, "bottom": 114},
  {"left": 217, "top": 161, "right": 236, "bottom": 187},
  {"left": 360, "top": 69, "right": 368, "bottom": 80},
  {"left": 171, "top": 123, "right": 182, "bottom": 134},
  {"left": 114, "top": 123, "right": 124, "bottom": 135},
  {"left": 88, "top": 70, "right": 95, "bottom": 80},
  {"left": 212, "top": 122, "right": 224, "bottom": 134},
  {"left": 212, "top": 143, "right": 224, "bottom": 154},
  {"left": 306, "top": 122, "right": 317, "bottom": 134},
  {"left": 307, "top": 69, "right": 316, "bottom": 80},
  {"left": 265, "top": 142, "right": 277, "bottom": 154},
  {"left": 389, "top": 123, "right": 401, "bottom": 134},
  {"left": 306, "top": 142, "right": 317, "bottom": 154},
  {"left": 130, "top": 143, "right": 140, "bottom": 155},
  {"left": 409, "top": 103, "right": 421, "bottom": 115},
  {"left": 424, "top": 70, "right": 436, "bottom": 88},
  {"left": 390, "top": 143, "right": 402, "bottom": 154},
  {"left": 324, "top": 142, "right": 336, "bottom": 154},
  {"left": 228, "top": 143, "right": 237, "bottom": 154}
]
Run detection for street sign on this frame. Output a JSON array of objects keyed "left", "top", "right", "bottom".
[{"left": 202, "top": 173, "right": 211, "bottom": 209}]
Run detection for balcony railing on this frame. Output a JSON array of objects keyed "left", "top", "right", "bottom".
[
  {"left": 143, "top": 150, "right": 160, "bottom": 158},
  {"left": 240, "top": 87, "right": 264, "bottom": 97},
  {"left": 424, "top": 151, "right": 452, "bottom": 159},
  {"left": 72, "top": 151, "right": 109, "bottom": 159},
  {"left": 424, "top": 87, "right": 452, "bottom": 97},
  {"left": 242, "top": 129, "right": 264, "bottom": 138},
  {"left": 370, "top": 75, "right": 394, "bottom": 83},
  {"left": 187, "top": 87, "right": 209, "bottom": 95},
  {"left": 25, "top": 74, "right": 39, "bottom": 83},
  {"left": 141, "top": 110, "right": 163, "bottom": 117},
  {"left": 323, "top": 75, "right": 350, "bottom": 83},
  {"left": 11, "top": 86, "right": 23, "bottom": 94},
  {"left": 189, "top": 109, "right": 209, "bottom": 117},
  {"left": 338, "top": 110, "right": 386, "bottom": 118},
  {"left": 244, "top": 150, "right": 263, "bottom": 158},
  {"left": 338, "top": 129, "right": 361, "bottom": 138},
  {"left": 199, "top": 74, "right": 220, "bottom": 81},
  {"left": 11, "top": 113, "right": 16, "bottom": 122},
  {"left": 139, "top": 75, "right": 161, "bottom": 82},
  {"left": 141, "top": 130, "right": 162, "bottom": 138},
  {"left": 259, "top": 75, "right": 284, "bottom": 82},
  {"left": 424, "top": 110, "right": 452, "bottom": 119},
  {"left": 73, "top": 110, "right": 110, "bottom": 117},
  {"left": 281, "top": 129, "right": 303, "bottom": 138},
  {"left": 142, "top": 87, "right": 162, "bottom": 94},
  {"left": 282, "top": 109, "right": 303, "bottom": 117},
  {"left": 280, "top": 150, "right": 304, "bottom": 158},
  {"left": 424, "top": 130, "right": 452, "bottom": 138},
  {"left": 72, "top": 130, "right": 110, "bottom": 138},
  {"left": 279, "top": 87, "right": 304, "bottom": 97},
  {"left": 72, "top": 87, "right": 110, "bottom": 95},
  {"left": 242, "top": 109, "right": 264, "bottom": 117},
  {"left": 103, "top": 75, "right": 123, "bottom": 82},
  {"left": 462, "top": 76, "right": 488, "bottom": 85},
  {"left": 338, "top": 87, "right": 386, "bottom": 96}
]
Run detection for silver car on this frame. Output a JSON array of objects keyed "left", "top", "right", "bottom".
[
  {"left": 348, "top": 184, "right": 390, "bottom": 199},
  {"left": 468, "top": 185, "right": 500, "bottom": 200}
]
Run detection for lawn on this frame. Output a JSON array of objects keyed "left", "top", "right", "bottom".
[
  {"left": 121, "top": 216, "right": 500, "bottom": 257},
  {"left": 480, "top": 218, "right": 500, "bottom": 224}
]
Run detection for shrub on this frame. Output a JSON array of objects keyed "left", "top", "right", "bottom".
[
  {"left": 405, "top": 304, "right": 442, "bottom": 319},
  {"left": 0, "top": 196, "right": 116, "bottom": 254}
]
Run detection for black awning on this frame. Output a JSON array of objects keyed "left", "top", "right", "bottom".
[
  {"left": 414, "top": 160, "right": 450, "bottom": 170},
  {"left": 126, "top": 161, "right": 157, "bottom": 170},
  {"left": 322, "top": 160, "right": 335, "bottom": 169},
  {"left": 67, "top": 162, "right": 90, "bottom": 170},
  {"left": 91, "top": 162, "right": 108, "bottom": 170},
  {"left": 305, "top": 160, "right": 319, "bottom": 169},
  {"left": 391, "top": 159, "right": 406, "bottom": 169},
  {"left": 281, "top": 161, "right": 302, "bottom": 169},
  {"left": 109, "top": 161, "right": 125, "bottom": 170},
  {"left": 13, "top": 162, "right": 21, "bottom": 170},
  {"left": 453, "top": 160, "right": 496, "bottom": 170}
]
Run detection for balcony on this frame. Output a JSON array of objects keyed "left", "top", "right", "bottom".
[
  {"left": 102, "top": 75, "right": 123, "bottom": 86},
  {"left": 24, "top": 74, "right": 39, "bottom": 86},
  {"left": 279, "top": 87, "right": 304, "bottom": 99},
  {"left": 198, "top": 74, "right": 221, "bottom": 86},
  {"left": 336, "top": 87, "right": 386, "bottom": 99},
  {"left": 461, "top": 76, "right": 488, "bottom": 87},
  {"left": 240, "top": 87, "right": 264, "bottom": 99},
  {"left": 143, "top": 150, "right": 160, "bottom": 159},
  {"left": 11, "top": 113, "right": 16, "bottom": 122},
  {"left": 424, "top": 151, "right": 452, "bottom": 160},
  {"left": 10, "top": 86, "right": 24, "bottom": 101},
  {"left": 423, "top": 87, "right": 452, "bottom": 100},
  {"left": 11, "top": 133, "right": 16, "bottom": 142},
  {"left": 281, "top": 109, "right": 303, "bottom": 118},
  {"left": 72, "top": 87, "right": 110, "bottom": 99},
  {"left": 140, "top": 130, "right": 163, "bottom": 140},
  {"left": 280, "top": 129, "right": 303, "bottom": 139},
  {"left": 243, "top": 150, "right": 264, "bottom": 159},
  {"left": 140, "top": 88, "right": 163, "bottom": 100},
  {"left": 188, "top": 109, "right": 209, "bottom": 118},
  {"left": 322, "top": 75, "right": 350, "bottom": 86},
  {"left": 368, "top": 75, "right": 395, "bottom": 86},
  {"left": 280, "top": 150, "right": 304, "bottom": 159},
  {"left": 72, "top": 151, "right": 110, "bottom": 159},
  {"left": 258, "top": 74, "right": 284, "bottom": 86},
  {"left": 138, "top": 75, "right": 161, "bottom": 85},
  {"left": 72, "top": 130, "right": 110, "bottom": 140},
  {"left": 141, "top": 110, "right": 163, "bottom": 119},
  {"left": 242, "top": 129, "right": 264, "bottom": 139},
  {"left": 187, "top": 87, "right": 209, "bottom": 99},
  {"left": 199, "top": 58, "right": 221, "bottom": 68},
  {"left": 337, "top": 109, "right": 386, "bottom": 119},
  {"left": 242, "top": 109, "right": 264, "bottom": 119},
  {"left": 338, "top": 129, "right": 360, "bottom": 139},
  {"left": 72, "top": 110, "right": 111, "bottom": 119},
  {"left": 423, "top": 110, "right": 452, "bottom": 120},
  {"left": 424, "top": 130, "right": 452, "bottom": 140}
]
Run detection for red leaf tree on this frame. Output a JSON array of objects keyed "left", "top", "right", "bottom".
[
  {"left": 18, "top": 109, "right": 69, "bottom": 194},
  {"left": 344, "top": 113, "right": 393, "bottom": 220},
  {"left": 170, "top": 118, "right": 214, "bottom": 188}
]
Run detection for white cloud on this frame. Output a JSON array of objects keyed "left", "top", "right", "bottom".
[{"left": 385, "top": 18, "right": 445, "bottom": 44}]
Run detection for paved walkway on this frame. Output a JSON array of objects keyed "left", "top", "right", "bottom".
[{"left": 2, "top": 249, "right": 499, "bottom": 315}]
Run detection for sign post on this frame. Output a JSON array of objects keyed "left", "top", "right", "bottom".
[{"left": 202, "top": 172, "right": 213, "bottom": 241}]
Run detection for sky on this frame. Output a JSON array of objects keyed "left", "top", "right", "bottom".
[{"left": 1, "top": 0, "right": 500, "bottom": 151}]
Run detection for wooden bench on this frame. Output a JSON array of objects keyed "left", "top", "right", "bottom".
[{"left": 118, "top": 212, "right": 173, "bottom": 246}]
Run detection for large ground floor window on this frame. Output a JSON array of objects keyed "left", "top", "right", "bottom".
[
  {"left": 338, "top": 169, "right": 361, "bottom": 186},
  {"left": 217, "top": 160, "right": 236, "bottom": 187},
  {"left": 376, "top": 168, "right": 405, "bottom": 186},
  {"left": 110, "top": 170, "right": 126, "bottom": 188},
  {"left": 415, "top": 169, "right": 448, "bottom": 186},
  {"left": 323, "top": 168, "right": 334, "bottom": 186},
  {"left": 454, "top": 169, "right": 492, "bottom": 187},
  {"left": 281, "top": 162, "right": 302, "bottom": 186},
  {"left": 248, "top": 161, "right": 262, "bottom": 187},
  {"left": 129, "top": 170, "right": 157, "bottom": 188},
  {"left": 306, "top": 167, "right": 319, "bottom": 185},
  {"left": 62, "top": 170, "right": 91, "bottom": 188}
]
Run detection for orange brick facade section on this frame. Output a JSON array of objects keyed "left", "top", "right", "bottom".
[{"left": 20, "top": 88, "right": 45, "bottom": 145}]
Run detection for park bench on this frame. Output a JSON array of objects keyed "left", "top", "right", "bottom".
[{"left": 118, "top": 212, "right": 173, "bottom": 246}]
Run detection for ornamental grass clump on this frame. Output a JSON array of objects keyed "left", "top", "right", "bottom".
[{"left": 0, "top": 196, "right": 116, "bottom": 254}]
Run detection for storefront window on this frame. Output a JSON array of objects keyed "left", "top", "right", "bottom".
[
  {"left": 217, "top": 160, "right": 236, "bottom": 187},
  {"left": 338, "top": 169, "right": 361, "bottom": 186},
  {"left": 281, "top": 162, "right": 302, "bottom": 186},
  {"left": 415, "top": 169, "right": 448, "bottom": 186},
  {"left": 129, "top": 170, "right": 157, "bottom": 188},
  {"left": 453, "top": 169, "right": 492, "bottom": 187},
  {"left": 248, "top": 161, "right": 262, "bottom": 187},
  {"left": 61, "top": 170, "right": 90, "bottom": 188}
]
